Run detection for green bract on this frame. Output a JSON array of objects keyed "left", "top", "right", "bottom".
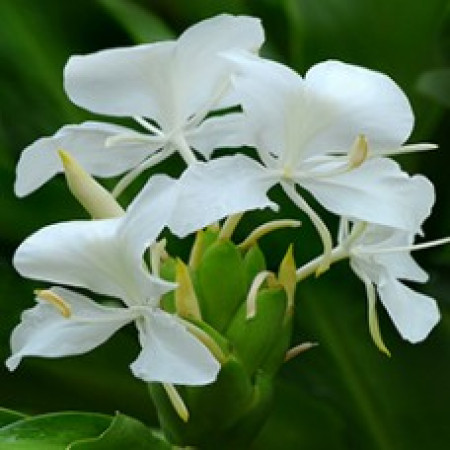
[{"left": 154, "top": 231, "right": 294, "bottom": 447}]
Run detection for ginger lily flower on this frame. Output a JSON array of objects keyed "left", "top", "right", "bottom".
[
  {"left": 14, "top": 14, "right": 264, "bottom": 197},
  {"left": 339, "top": 218, "right": 448, "bottom": 350},
  {"left": 7, "top": 175, "right": 220, "bottom": 385},
  {"left": 176, "top": 55, "right": 435, "bottom": 265}
]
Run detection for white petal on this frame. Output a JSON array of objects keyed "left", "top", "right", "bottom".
[
  {"left": 357, "top": 225, "right": 428, "bottom": 282},
  {"left": 13, "top": 217, "right": 171, "bottom": 305},
  {"left": 224, "top": 51, "right": 303, "bottom": 158},
  {"left": 299, "top": 157, "right": 435, "bottom": 232},
  {"left": 15, "top": 121, "right": 158, "bottom": 197},
  {"left": 6, "top": 287, "right": 135, "bottom": 370},
  {"left": 65, "top": 42, "right": 177, "bottom": 124},
  {"left": 186, "top": 113, "right": 251, "bottom": 159},
  {"left": 130, "top": 310, "right": 220, "bottom": 385},
  {"left": 171, "top": 154, "right": 278, "bottom": 237},
  {"left": 302, "top": 60, "right": 414, "bottom": 156},
  {"left": 64, "top": 15, "right": 264, "bottom": 128},
  {"left": 174, "top": 15, "right": 265, "bottom": 119},
  {"left": 119, "top": 174, "right": 179, "bottom": 256},
  {"left": 226, "top": 55, "right": 413, "bottom": 165},
  {"left": 377, "top": 275, "right": 440, "bottom": 343}
]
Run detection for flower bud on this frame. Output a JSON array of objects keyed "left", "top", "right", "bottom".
[
  {"left": 196, "top": 239, "right": 247, "bottom": 332},
  {"left": 58, "top": 150, "right": 124, "bottom": 219},
  {"left": 226, "top": 286, "right": 288, "bottom": 376}
]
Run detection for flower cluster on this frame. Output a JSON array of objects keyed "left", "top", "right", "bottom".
[{"left": 8, "top": 14, "right": 448, "bottom": 392}]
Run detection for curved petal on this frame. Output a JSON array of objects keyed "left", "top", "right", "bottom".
[
  {"left": 224, "top": 51, "right": 303, "bottom": 159},
  {"left": 377, "top": 275, "right": 440, "bottom": 343},
  {"left": 64, "top": 15, "right": 264, "bottom": 128},
  {"left": 174, "top": 14, "right": 265, "bottom": 119},
  {"left": 226, "top": 55, "right": 413, "bottom": 166},
  {"left": 13, "top": 217, "right": 172, "bottom": 305},
  {"left": 130, "top": 309, "right": 220, "bottom": 385},
  {"left": 300, "top": 60, "right": 413, "bottom": 158},
  {"left": 171, "top": 154, "right": 278, "bottom": 237},
  {"left": 298, "top": 157, "right": 435, "bottom": 232},
  {"left": 186, "top": 113, "right": 251, "bottom": 159},
  {"left": 357, "top": 225, "right": 428, "bottom": 282},
  {"left": 119, "top": 174, "right": 179, "bottom": 256},
  {"left": 6, "top": 287, "right": 135, "bottom": 370},
  {"left": 65, "top": 41, "right": 177, "bottom": 123},
  {"left": 15, "top": 121, "right": 159, "bottom": 197}
]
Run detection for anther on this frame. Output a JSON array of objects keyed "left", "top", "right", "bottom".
[{"left": 35, "top": 289, "right": 72, "bottom": 318}]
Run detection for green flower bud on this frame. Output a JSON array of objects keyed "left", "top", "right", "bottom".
[
  {"left": 242, "top": 244, "right": 266, "bottom": 290},
  {"left": 226, "top": 286, "right": 289, "bottom": 376},
  {"left": 149, "top": 357, "right": 255, "bottom": 449},
  {"left": 159, "top": 257, "right": 176, "bottom": 313},
  {"left": 196, "top": 239, "right": 247, "bottom": 332}
]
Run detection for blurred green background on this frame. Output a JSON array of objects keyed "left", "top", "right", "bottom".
[{"left": 1, "top": 0, "right": 449, "bottom": 449}]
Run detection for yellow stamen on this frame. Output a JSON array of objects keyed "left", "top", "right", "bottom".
[
  {"left": 246, "top": 271, "right": 277, "bottom": 319},
  {"left": 348, "top": 134, "right": 368, "bottom": 169},
  {"left": 162, "top": 383, "right": 189, "bottom": 422},
  {"left": 35, "top": 289, "right": 71, "bottom": 318},
  {"left": 181, "top": 319, "right": 228, "bottom": 364},
  {"left": 219, "top": 213, "right": 244, "bottom": 240},
  {"left": 365, "top": 279, "right": 391, "bottom": 357},
  {"left": 238, "top": 220, "right": 301, "bottom": 250},
  {"left": 285, "top": 342, "right": 319, "bottom": 362}
]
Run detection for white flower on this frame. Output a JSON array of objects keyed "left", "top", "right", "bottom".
[
  {"left": 14, "top": 14, "right": 264, "bottom": 197},
  {"left": 175, "top": 55, "right": 435, "bottom": 262},
  {"left": 339, "top": 219, "right": 446, "bottom": 349},
  {"left": 7, "top": 175, "right": 220, "bottom": 385}
]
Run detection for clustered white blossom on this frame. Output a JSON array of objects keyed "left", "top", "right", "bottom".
[{"left": 8, "top": 14, "right": 448, "bottom": 385}]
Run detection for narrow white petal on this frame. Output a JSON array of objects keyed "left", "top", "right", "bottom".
[
  {"left": 377, "top": 276, "right": 440, "bottom": 343},
  {"left": 130, "top": 310, "right": 220, "bottom": 385},
  {"left": 299, "top": 157, "right": 435, "bottom": 232},
  {"left": 14, "top": 121, "right": 160, "bottom": 197},
  {"left": 6, "top": 287, "right": 135, "bottom": 370},
  {"left": 171, "top": 154, "right": 278, "bottom": 237}
]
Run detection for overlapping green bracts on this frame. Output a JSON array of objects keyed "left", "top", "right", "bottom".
[{"left": 153, "top": 231, "right": 293, "bottom": 448}]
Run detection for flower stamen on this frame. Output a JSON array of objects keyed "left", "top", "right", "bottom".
[
  {"left": 162, "top": 383, "right": 189, "bottom": 422},
  {"left": 35, "top": 289, "right": 72, "bottom": 318},
  {"left": 246, "top": 271, "right": 276, "bottom": 319},
  {"left": 238, "top": 220, "right": 301, "bottom": 250}
]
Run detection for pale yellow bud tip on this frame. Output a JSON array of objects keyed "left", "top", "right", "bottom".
[{"left": 58, "top": 149, "right": 124, "bottom": 219}]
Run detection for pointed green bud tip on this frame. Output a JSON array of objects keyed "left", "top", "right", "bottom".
[
  {"left": 58, "top": 149, "right": 124, "bottom": 219},
  {"left": 278, "top": 245, "right": 297, "bottom": 311},
  {"left": 175, "top": 259, "right": 202, "bottom": 321}
]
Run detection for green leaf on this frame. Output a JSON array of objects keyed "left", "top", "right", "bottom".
[
  {"left": 0, "top": 412, "right": 111, "bottom": 449},
  {"left": 0, "top": 407, "right": 27, "bottom": 428},
  {"left": 69, "top": 413, "right": 171, "bottom": 449}
]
